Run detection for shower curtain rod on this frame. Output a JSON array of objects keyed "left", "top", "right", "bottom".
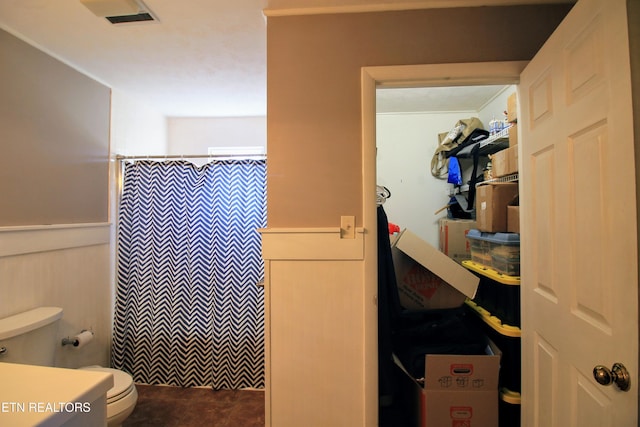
[{"left": 116, "top": 154, "right": 266, "bottom": 161}]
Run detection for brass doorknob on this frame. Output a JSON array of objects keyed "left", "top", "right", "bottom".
[{"left": 593, "top": 363, "right": 631, "bottom": 392}]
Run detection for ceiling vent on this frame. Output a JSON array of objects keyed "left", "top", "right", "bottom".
[{"left": 80, "top": 0, "right": 157, "bottom": 24}]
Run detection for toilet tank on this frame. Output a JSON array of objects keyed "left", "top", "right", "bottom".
[{"left": 0, "top": 307, "right": 63, "bottom": 366}]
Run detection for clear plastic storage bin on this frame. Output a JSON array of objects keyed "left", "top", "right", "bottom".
[{"left": 466, "top": 229, "right": 520, "bottom": 276}]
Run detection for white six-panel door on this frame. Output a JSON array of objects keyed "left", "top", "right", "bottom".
[{"left": 519, "top": 0, "right": 638, "bottom": 425}]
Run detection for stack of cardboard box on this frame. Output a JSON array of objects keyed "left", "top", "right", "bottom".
[{"left": 479, "top": 92, "right": 520, "bottom": 234}]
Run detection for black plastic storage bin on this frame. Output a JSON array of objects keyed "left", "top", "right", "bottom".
[
  {"left": 466, "top": 300, "right": 521, "bottom": 393},
  {"left": 500, "top": 388, "right": 521, "bottom": 427},
  {"left": 463, "top": 260, "right": 521, "bottom": 327}
]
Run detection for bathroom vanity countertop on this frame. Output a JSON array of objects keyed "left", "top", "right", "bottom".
[{"left": 0, "top": 362, "right": 113, "bottom": 426}]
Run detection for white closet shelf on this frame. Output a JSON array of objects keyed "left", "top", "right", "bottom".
[
  {"left": 446, "top": 173, "right": 519, "bottom": 196},
  {"left": 481, "top": 172, "right": 519, "bottom": 185},
  {"left": 479, "top": 124, "right": 513, "bottom": 150},
  {"left": 454, "top": 124, "right": 512, "bottom": 159}
]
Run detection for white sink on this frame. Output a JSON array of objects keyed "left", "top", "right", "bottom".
[{"left": 0, "top": 362, "right": 113, "bottom": 426}]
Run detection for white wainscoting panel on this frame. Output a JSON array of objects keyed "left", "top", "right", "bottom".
[{"left": 260, "top": 227, "right": 371, "bottom": 427}]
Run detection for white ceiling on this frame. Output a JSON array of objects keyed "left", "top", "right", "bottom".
[
  {"left": 376, "top": 85, "right": 510, "bottom": 114},
  {"left": 0, "top": 0, "right": 570, "bottom": 118}
]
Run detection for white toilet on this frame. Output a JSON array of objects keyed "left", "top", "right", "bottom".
[
  {"left": 81, "top": 365, "right": 138, "bottom": 426},
  {"left": 0, "top": 307, "right": 137, "bottom": 427}
]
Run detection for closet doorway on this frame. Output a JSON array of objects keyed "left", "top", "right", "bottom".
[{"left": 361, "top": 61, "right": 525, "bottom": 425}]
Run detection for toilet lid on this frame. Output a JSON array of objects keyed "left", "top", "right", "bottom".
[{"left": 80, "top": 367, "right": 134, "bottom": 402}]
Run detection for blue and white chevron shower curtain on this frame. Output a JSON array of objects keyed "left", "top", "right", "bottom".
[{"left": 112, "top": 159, "right": 266, "bottom": 389}]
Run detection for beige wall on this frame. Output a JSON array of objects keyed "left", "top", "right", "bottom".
[
  {"left": 167, "top": 116, "right": 266, "bottom": 155},
  {"left": 0, "top": 29, "right": 110, "bottom": 226},
  {"left": 266, "top": 4, "right": 573, "bottom": 228}
]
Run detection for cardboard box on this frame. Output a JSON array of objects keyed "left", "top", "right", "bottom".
[
  {"left": 491, "top": 148, "right": 509, "bottom": 178},
  {"left": 476, "top": 183, "right": 519, "bottom": 232},
  {"left": 507, "top": 92, "right": 517, "bottom": 123},
  {"left": 491, "top": 145, "right": 518, "bottom": 178},
  {"left": 438, "top": 218, "right": 477, "bottom": 264},
  {"left": 392, "top": 229, "right": 479, "bottom": 310},
  {"left": 507, "top": 205, "right": 520, "bottom": 233},
  {"left": 395, "top": 342, "right": 501, "bottom": 427},
  {"left": 508, "top": 123, "right": 518, "bottom": 146},
  {"left": 490, "top": 149, "right": 509, "bottom": 178}
]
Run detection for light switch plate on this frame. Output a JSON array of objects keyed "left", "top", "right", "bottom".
[{"left": 340, "top": 215, "right": 356, "bottom": 239}]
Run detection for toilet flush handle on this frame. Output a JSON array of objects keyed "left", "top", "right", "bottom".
[{"left": 0, "top": 346, "right": 6, "bottom": 355}]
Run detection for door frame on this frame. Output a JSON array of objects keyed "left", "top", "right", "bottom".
[{"left": 360, "top": 61, "right": 527, "bottom": 423}]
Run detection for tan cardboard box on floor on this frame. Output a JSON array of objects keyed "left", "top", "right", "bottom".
[
  {"left": 476, "top": 182, "right": 519, "bottom": 232},
  {"left": 394, "top": 341, "right": 501, "bottom": 427},
  {"left": 438, "top": 218, "right": 476, "bottom": 264},
  {"left": 391, "top": 229, "right": 479, "bottom": 310}
]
